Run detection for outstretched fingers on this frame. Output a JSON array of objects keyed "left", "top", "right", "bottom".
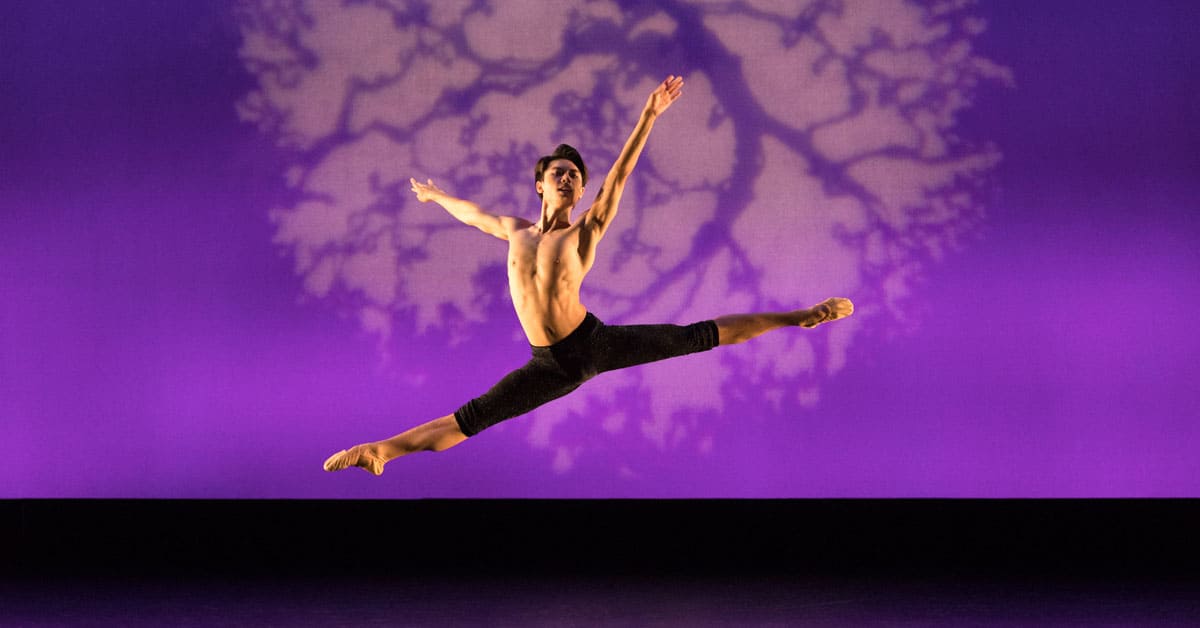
[
  {"left": 409, "top": 177, "right": 441, "bottom": 202},
  {"left": 649, "top": 75, "right": 684, "bottom": 115}
]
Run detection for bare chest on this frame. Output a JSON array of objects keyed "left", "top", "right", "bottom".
[{"left": 508, "top": 227, "right": 583, "bottom": 279}]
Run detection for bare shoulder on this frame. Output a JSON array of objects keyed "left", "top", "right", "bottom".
[{"left": 498, "top": 215, "right": 535, "bottom": 238}]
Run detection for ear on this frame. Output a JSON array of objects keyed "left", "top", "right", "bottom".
[{"left": 535, "top": 180, "right": 544, "bottom": 195}]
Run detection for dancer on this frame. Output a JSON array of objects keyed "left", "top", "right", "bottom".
[{"left": 324, "top": 75, "right": 852, "bottom": 475}]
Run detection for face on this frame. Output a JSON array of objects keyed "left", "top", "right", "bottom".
[{"left": 537, "top": 159, "right": 584, "bottom": 206}]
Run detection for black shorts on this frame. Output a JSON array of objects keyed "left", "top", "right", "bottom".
[{"left": 453, "top": 312, "right": 719, "bottom": 437}]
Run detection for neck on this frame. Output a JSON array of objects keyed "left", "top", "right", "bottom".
[{"left": 539, "top": 202, "right": 573, "bottom": 231}]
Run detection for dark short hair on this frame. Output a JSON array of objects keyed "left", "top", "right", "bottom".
[{"left": 534, "top": 144, "right": 588, "bottom": 198}]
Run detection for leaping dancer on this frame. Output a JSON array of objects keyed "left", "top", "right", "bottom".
[{"left": 324, "top": 75, "right": 853, "bottom": 475}]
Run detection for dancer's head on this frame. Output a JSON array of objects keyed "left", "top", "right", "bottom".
[{"left": 534, "top": 144, "right": 587, "bottom": 202}]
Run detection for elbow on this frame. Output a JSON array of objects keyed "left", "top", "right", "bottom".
[{"left": 597, "top": 180, "right": 627, "bottom": 204}]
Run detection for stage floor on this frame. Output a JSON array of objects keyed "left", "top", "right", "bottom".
[
  {"left": 5, "top": 499, "right": 1198, "bottom": 625},
  {"left": 5, "top": 573, "right": 1199, "bottom": 626}
]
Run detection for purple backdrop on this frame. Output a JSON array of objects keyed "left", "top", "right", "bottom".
[{"left": 3, "top": 1, "right": 1198, "bottom": 497}]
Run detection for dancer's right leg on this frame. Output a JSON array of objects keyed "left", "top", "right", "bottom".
[{"left": 322, "top": 414, "right": 467, "bottom": 476}]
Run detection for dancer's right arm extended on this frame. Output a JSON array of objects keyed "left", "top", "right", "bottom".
[{"left": 410, "top": 177, "right": 530, "bottom": 240}]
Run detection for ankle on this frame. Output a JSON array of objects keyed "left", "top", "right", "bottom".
[{"left": 369, "top": 442, "right": 397, "bottom": 461}]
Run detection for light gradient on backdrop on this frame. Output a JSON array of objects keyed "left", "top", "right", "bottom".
[
  {"left": 236, "top": 0, "right": 1009, "bottom": 475},
  {"left": 2, "top": 1, "right": 1198, "bottom": 497}
]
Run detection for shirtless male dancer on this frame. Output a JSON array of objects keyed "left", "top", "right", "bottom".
[{"left": 324, "top": 75, "right": 853, "bottom": 475}]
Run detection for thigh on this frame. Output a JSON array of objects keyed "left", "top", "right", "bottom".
[
  {"left": 591, "top": 320, "right": 718, "bottom": 374},
  {"left": 456, "top": 356, "right": 584, "bottom": 436},
  {"left": 488, "top": 358, "right": 581, "bottom": 415}
]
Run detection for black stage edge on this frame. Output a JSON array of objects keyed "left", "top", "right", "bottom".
[{"left": 3, "top": 499, "right": 1198, "bottom": 582}]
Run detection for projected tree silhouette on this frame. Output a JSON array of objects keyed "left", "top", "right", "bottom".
[{"left": 236, "top": 0, "right": 1011, "bottom": 475}]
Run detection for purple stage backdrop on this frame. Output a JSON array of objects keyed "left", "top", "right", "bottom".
[{"left": 3, "top": 1, "right": 1198, "bottom": 498}]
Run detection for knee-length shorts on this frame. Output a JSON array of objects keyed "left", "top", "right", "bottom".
[{"left": 453, "top": 312, "right": 719, "bottom": 437}]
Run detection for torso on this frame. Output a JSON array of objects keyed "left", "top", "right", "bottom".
[{"left": 507, "top": 219, "right": 598, "bottom": 346}]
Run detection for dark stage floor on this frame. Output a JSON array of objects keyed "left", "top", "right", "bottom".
[
  {"left": 3, "top": 574, "right": 1199, "bottom": 626},
  {"left": 5, "top": 573, "right": 1199, "bottom": 626},
  {"left": 4, "top": 500, "right": 1198, "bottom": 626}
]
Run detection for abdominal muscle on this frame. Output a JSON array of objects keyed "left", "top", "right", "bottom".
[{"left": 507, "top": 225, "right": 591, "bottom": 347}]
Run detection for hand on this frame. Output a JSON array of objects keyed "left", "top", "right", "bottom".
[
  {"left": 645, "top": 75, "right": 684, "bottom": 117},
  {"left": 409, "top": 177, "right": 444, "bottom": 203}
]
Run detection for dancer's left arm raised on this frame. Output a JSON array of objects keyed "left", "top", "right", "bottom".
[{"left": 581, "top": 75, "right": 684, "bottom": 243}]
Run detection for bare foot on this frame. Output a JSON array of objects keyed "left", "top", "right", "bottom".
[
  {"left": 799, "top": 297, "right": 854, "bottom": 328},
  {"left": 323, "top": 443, "right": 385, "bottom": 476}
]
